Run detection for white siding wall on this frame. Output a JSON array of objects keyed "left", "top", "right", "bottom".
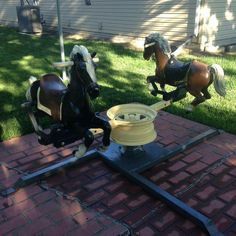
[
  {"left": 42, "top": 0, "right": 197, "bottom": 45},
  {"left": 200, "top": 0, "right": 236, "bottom": 48},
  {"left": 1, "top": 1, "right": 235, "bottom": 48},
  {"left": 1, "top": 0, "right": 197, "bottom": 46},
  {"left": 0, "top": 0, "right": 19, "bottom": 26}
]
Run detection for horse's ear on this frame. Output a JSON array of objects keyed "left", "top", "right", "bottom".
[
  {"left": 91, "top": 52, "right": 97, "bottom": 58},
  {"left": 91, "top": 52, "right": 99, "bottom": 63},
  {"left": 93, "top": 57, "right": 99, "bottom": 63}
]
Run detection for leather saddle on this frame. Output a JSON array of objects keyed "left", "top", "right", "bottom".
[
  {"left": 38, "top": 74, "right": 68, "bottom": 120},
  {"left": 164, "top": 57, "right": 191, "bottom": 86}
]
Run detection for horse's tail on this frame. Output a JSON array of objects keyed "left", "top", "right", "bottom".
[
  {"left": 209, "top": 64, "right": 226, "bottom": 97},
  {"left": 25, "top": 76, "right": 37, "bottom": 101}
]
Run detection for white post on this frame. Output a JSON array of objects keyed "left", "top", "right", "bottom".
[
  {"left": 194, "top": 0, "right": 202, "bottom": 37},
  {"left": 56, "top": 0, "right": 67, "bottom": 80}
]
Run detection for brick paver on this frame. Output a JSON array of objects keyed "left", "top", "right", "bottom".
[{"left": 0, "top": 111, "right": 236, "bottom": 235}]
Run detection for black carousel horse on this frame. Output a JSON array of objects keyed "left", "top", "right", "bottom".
[
  {"left": 143, "top": 33, "right": 226, "bottom": 111},
  {"left": 24, "top": 45, "right": 111, "bottom": 157}
]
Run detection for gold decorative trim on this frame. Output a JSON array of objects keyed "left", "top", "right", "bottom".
[{"left": 37, "top": 88, "right": 52, "bottom": 116}]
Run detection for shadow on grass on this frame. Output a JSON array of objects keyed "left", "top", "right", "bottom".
[
  {"left": 0, "top": 126, "right": 3, "bottom": 142},
  {"left": 0, "top": 26, "right": 236, "bottom": 141},
  {"left": 0, "top": 26, "right": 148, "bottom": 140},
  {"left": 166, "top": 95, "right": 236, "bottom": 135}
]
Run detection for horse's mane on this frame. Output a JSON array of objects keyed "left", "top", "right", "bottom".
[
  {"left": 70, "top": 45, "right": 91, "bottom": 61},
  {"left": 145, "top": 33, "right": 171, "bottom": 57},
  {"left": 69, "top": 45, "right": 97, "bottom": 82}
]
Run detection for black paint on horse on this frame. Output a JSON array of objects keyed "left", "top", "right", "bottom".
[{"left": 26, "top": 45, "right": 111, "bottom": 157}]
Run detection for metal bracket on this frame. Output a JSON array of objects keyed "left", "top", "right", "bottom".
[
  {"left": 0, "top": 129, "right": 222, "bottom": 236},
  {"left": 0, "top": 150, "right": 97, "bottom": 197},
  {"left": 99, "top": 129, "right": 222, "bottom": 236}
]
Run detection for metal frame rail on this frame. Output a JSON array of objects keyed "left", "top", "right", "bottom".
[{"left": 0, "top": 129, "right": 223, "bottom": 236}]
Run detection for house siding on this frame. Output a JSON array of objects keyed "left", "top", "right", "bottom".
[
  {"left": 200, "top": 0, "right": 236, "bottom": 48},
  {"left": 1, "top": 1, "right": 235, "bottom": 49},
  {"left": 0, "top": 0, "right": 197, "bottom": 46},
  {"left": 0, "top": 0, "right": 19, "bottom": 25},
  {"left": 40, "top": 0, "right": 196, "bottom": 37}
]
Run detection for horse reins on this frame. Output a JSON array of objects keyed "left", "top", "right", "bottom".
[{"left": 144, "top": 42, "right": 156, "bottom": 48}]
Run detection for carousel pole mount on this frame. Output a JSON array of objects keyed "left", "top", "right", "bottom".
[
  {"left": 0, "top": 100, "right": 223, "bottom": 236},
  {"left": 56, "top": 0, "right": 67, "bottom": 81}
]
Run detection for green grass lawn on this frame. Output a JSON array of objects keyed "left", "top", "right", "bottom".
[{"left": 0, "top": 26, "right": 236, "bottom": 141}]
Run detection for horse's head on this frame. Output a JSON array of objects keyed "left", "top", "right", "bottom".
[
  {"left": 70, "top": 45, "right": 99, "bottom": 99},
  {"left": 143, "top": 33, "right": 171, "bottom": 61}
]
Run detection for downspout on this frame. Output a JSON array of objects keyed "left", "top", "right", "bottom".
[
  {"left": 56, "top": 0, "right": 67, "bottom": 81},
  {"left": 194, "top": 0, "right": 201, "bottom": 36},
  {"left": 194, "top": 0, "right": 206, "bottom": 51}
]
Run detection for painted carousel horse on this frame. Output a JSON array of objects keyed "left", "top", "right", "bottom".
[
  {"left": 143, "top": 33, "right": 226, "bottom": 111},
  {"left": 24, "top": 45, "right": 111, "bottom": 157}
]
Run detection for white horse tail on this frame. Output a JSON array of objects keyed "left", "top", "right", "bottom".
[
  {"left": 25, "top": 76, "right": 37, "bottom": 101},
  {"left": 209, "top": 64, "right": 226, "bottom": 97}
]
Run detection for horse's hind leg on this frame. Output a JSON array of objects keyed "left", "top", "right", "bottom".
[
  {"left": 186, "top": 91, "right": 206, "bottom": 112},
  {"left": 191, "top": 95, "right": 206, "bottom": 106},
  {"left": 202, "top": 87, "right": 211, "bottom": 99},
  {"left": 91, "top": 115, "right": 111, "bottom": 150},
  {"left": 74, "top": 129, "right": 94, "bottom": 158}
]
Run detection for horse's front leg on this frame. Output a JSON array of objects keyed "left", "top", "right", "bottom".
[
  {"left": 160, "top": 84, "right": 166, "bottom": 92},
  {"left": 90, "top": 114, "right": 111, "bottom": 150},
  {"left": 73, "top": 127, "right": 94, "bottom": 158},
  {"left": 147, "top": 75, "right": 166, "bottom": 96},
  {"left": 186, "top": 91, "right": 206, "bottom": 112},
  {"left": 157, "top": 76, "right": 166, "bottom": 92},
  {"left": 155, "top": 69, "right": 166, "bottom": 92},
  {"left": 147, "top": 75, "right": 158, "bottom": 84}
]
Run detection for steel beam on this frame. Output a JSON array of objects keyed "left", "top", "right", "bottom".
[
  {"left": 0, "top": 150, "right": 97, "bottom": 197},
  {"left": 100, "top": 152, "right": 222, "bottom": 236},
  {"left": 98, "top": 129, "right": 222, "bottom": 236},
  {"left": 135, "top": 129, "right": 220, "bottom": 173},
  {"left": 0, "top": 129, "right": 222, "bottom": 236}
]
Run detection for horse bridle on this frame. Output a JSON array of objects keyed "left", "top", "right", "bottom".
[
  {"left": 87, "top": 82, "right": 99, "bottom": 99},
  {"left": 144, "top": 41, "right": 171, "bottom": 59},
  {"left": 74, "top": 60, "right": 99, "bottom": 99},
  {"left": 144, "top": 42, "right": 156, "bottom": 48}
]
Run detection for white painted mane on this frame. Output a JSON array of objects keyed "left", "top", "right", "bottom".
[
  {"left": 144, "top": 33, "right": 172, "bottom": 58},
  {"left": 70, "top": 45, "right": 91, "bottom": 61},
  {"left": 70, "top": 45, "right": 97, "bottom": 82}
]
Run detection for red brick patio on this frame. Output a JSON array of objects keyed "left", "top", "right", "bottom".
[{"left": 0, "top": 111, "right": 236, "bottom": 235}]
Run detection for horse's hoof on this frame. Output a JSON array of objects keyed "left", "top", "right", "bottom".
[
  {"left": 150, "top": 90, "right": 158, "bottom": 96},
  {"left": 29, "top": 76, "right": 37, "bottom": 84},
  {"left": 74, "top": 144, "right": 87, "bottom": 158},
  {"left": 185, "top": 105, "right": 194, "bottom": 113},
  {"left": 98, "top": 145, "right": 109, "bottom": 152},
  {"left": 186, "top": 110, "right": 191, "bottom": 114}
]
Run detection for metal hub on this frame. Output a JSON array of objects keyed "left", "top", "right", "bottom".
[{"left": 107, "top": 103, "right": 157, "bottom": 146}]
